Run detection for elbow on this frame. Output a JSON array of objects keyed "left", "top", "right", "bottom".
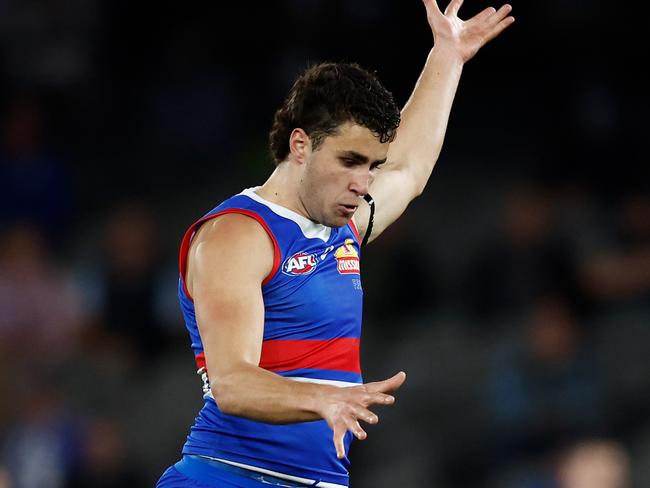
[
  {"left": 411, "top": 177, "right": 428, "bottom": 199},
  {"left": 413, "top": 182, "right": 426, "bottom": 198},
  {"left": 404, "top": 157, "right": 438, "bottom": 198},
  {"left": 210, "top": 376, "right": 240, "bottom": 416},
  {"left": 206, "top": 360, "right": 257, "bottom": 416}
]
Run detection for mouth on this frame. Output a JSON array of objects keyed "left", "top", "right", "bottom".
[{"left": 339, "top": 204, "right": 358, "bottom": 215}]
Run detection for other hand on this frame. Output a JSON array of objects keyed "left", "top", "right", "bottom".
[
  {"left": 422, "top": 0, "right": 515, "bottom": 63},
  {"left": 319, "top": 371, "right": 407, "bottom": 459}
]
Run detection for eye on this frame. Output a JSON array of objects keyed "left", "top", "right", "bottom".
[{"left": 370, "top": 161, "right": 385, "bottom": 171}]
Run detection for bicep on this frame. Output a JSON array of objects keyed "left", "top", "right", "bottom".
[{"left": 188, "top": 215, "right": 274, "bottom": 377}]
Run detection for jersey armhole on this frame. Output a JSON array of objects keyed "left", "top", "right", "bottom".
[
  {"left": 348, "top": 218, "right": 362, "bottom": 245},
  {"left": 178, "top": 209, "right": 282, "bottom": 302}
]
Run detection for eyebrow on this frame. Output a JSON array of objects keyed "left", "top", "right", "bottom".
[{"left": 337, "top": 150, "right": 386, "bottom": 167}]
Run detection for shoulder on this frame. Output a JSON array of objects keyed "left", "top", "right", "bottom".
[
  {"left": 193, "top": 213, "right": 274, "bottom": 261},
  {"left": 188, "top": 213, "right": 276, "bottom": 287},
  {"left": 196, "top": 212, "right": 270, "bottom": 242}
]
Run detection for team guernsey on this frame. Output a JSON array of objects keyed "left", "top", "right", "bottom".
[{"left": 177, "top": 188, "right": 364, "bottom": 487}]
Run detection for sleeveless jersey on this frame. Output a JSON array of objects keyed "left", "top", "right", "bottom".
[{"left": 177, "top": 188, "right": 364, "bottom": 488}]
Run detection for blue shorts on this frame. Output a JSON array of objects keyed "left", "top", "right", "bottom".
[{"left": 156, "top": 455, "right": 318, "bottom": 487}]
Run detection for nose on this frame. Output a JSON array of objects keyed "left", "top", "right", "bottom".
[{"left": 349, "top": 168, "right": 371, "bottom": 197}]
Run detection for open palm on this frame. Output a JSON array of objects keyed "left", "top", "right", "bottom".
[{"left": 422, "top": 0, "right": 514, "bottom": 62}]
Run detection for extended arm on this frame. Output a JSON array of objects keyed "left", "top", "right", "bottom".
[
  {"left": 186, "top": 214, "right": 406, "bottom": 458},
  {"left": 355, "top": 0, "right": 514, "bottom": 243}
]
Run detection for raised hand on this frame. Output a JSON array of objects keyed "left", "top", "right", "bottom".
[
  {"left": 319, "top": 371, "right": 407, "bottom": 459},
  {"left": 422, "top": 0, "right": 515, "bottom": 63}
]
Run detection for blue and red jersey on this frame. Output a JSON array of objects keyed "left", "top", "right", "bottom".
[{"left": 177, "top": 188, "right": 364, "bottom": 487}]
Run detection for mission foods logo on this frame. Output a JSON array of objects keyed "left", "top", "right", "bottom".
[
  {"left": 282, "top": 251, "right": 318, "bottom": 275},
  {"left": 334, "top": 239, "right": 360, "bottom": 275}
]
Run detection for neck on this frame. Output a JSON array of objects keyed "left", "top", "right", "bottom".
[{"left": 256, "top": 162, "right": 311, "bottom": 219}]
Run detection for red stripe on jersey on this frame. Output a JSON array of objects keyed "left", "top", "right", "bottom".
[
  {"left": 348, "top": 219, "right": 361, "bottom": 245},
  {"left": 259, "top": 338, "right": 361, "bottom": 374},
  {"left": 179, "top": 209, "right": 282, "bottom": 301},
  {"left": 195, "top": 351, "right": 206, "bottom": 371}
]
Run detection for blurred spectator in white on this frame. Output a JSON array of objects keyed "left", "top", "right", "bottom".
[
  {"left": 556, "top": 439, "right": 630, "bottom": 488},
  {"left": 0, "top": 224, "right": 83, "bottom": 362}
]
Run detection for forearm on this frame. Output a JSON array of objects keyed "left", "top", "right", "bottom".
[
  {"left": 387, "top": 42, "right": 464, "bottom": 194},
  {"left": 211, "top": 362, "right": 332, "bottom": 423}
]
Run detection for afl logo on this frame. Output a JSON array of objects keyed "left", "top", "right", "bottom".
[{"left": 282, "top": 251, "right": 318, "bottom": 276}]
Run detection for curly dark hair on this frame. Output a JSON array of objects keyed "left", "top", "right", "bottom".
[{"left": 269, "top": 62, "right": 401, "bottom": 165}]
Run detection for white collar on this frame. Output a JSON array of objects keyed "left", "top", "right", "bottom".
[{"left": 240, "top": 187, "right": 332, "bottom": 242}]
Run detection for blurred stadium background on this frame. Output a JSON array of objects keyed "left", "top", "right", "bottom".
[{"left": 1, "top": 0, "right": 648, "bottom": 487}]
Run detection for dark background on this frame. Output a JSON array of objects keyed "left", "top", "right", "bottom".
[{"left": 1, "top": 1, "right": 649, "bottom": 487}]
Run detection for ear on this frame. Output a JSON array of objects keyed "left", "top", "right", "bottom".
[{"left": 288, "top": 128, "right": 311, "bottom": 164}]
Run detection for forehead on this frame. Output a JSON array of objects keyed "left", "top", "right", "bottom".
[{"left": 317, "top": 122, "right": 388, "bottom": 161}]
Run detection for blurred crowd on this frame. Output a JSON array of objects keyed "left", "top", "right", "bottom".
[
  {"left": 354, "top": 181, "right": 650, "bottom": 487},
  {"left": 1, "top": 1, "right": 647, "bottom": 487}
]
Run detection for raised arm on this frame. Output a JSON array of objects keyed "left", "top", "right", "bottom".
[
  {"left": 355, "top": 0, "right": 514, "bottom": 243},
  {"left": 186, "top": 214, "right": 406, "bottom": 458}
]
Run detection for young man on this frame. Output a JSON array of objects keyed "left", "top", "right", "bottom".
[{"left": 158, "top": 1, "right": 514, "bottom": 486}]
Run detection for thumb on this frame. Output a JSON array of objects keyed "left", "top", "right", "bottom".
[{"left": 365, "top": 371, "right": 407, "bottom": 394}]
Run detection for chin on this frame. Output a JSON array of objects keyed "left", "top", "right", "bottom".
[
  {"left": 324, "top": 215, "right": 351, "bottom": 228},
  {"left": 316, "top": 207, "right": 353, "bottom": 228}
]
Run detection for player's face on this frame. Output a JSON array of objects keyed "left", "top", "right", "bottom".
[{"left": 299, "top": 122, "right": 389, "bottom": 228}]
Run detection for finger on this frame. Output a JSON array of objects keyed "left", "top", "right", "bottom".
[
  {"left": 486, "top": 4, "right": 513, "bottom": 26},
  {"left": 483, "top": 15, "right": 515, "bottom": 43},
  {"left": 364, "top": 371, "right": 407, "bottom": 394},
  {"left": 421, "top": 0, "right": 443, "bottom": 18},
  {"left": 468, "top": 6, "right": 496, "bottom": 25},
  {"left": 361, "top": 391, "right": 395, "bottom": 407},
  {"left": 351, "top": 405, "right": 379, "bottom": 425},
  {"left": 344, "top": 416, "right": 368, "bottom": 441},
  {"left": 444, "top": 0, "right": 464, "bottom": 17},
  {"left": 332, "top": 423, "right": 346, "bottom": 459}
]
